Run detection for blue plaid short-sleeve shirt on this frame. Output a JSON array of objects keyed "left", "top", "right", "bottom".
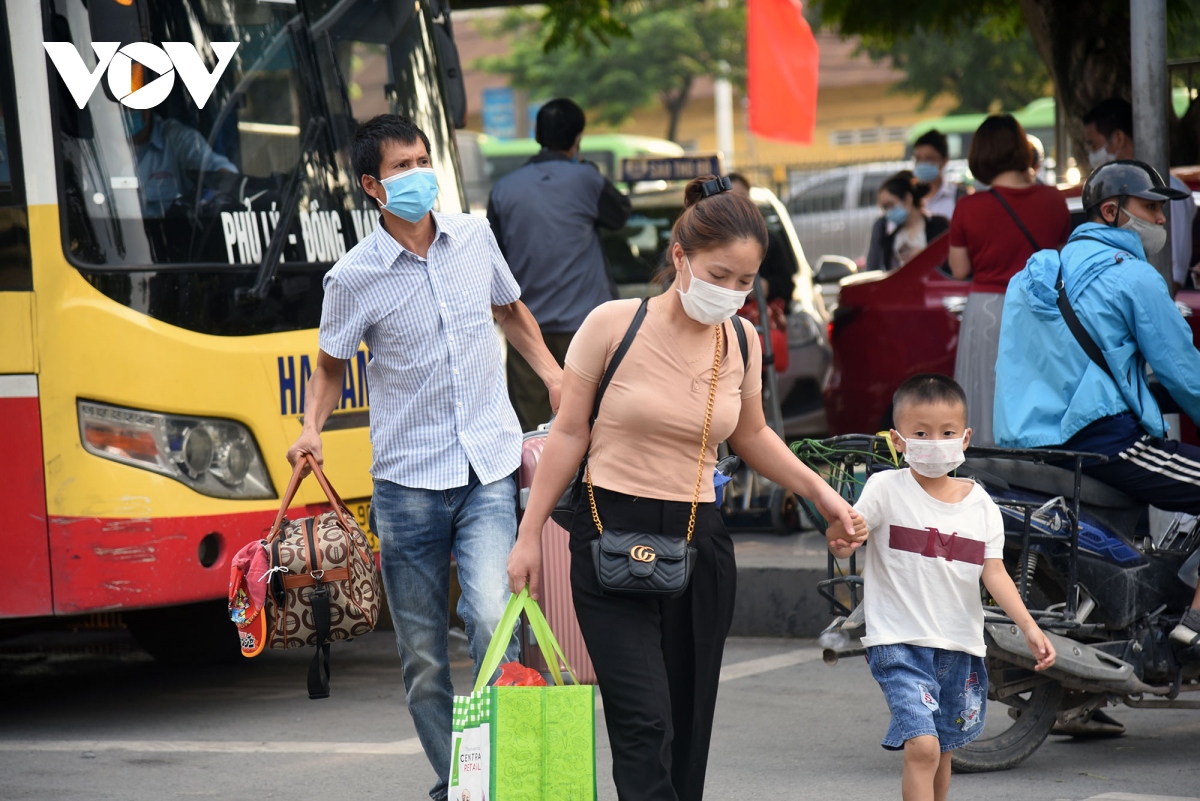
[{"left": 319, "top": 212, "right": 522, "bottom": 490}]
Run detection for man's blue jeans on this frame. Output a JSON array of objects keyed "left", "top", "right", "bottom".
[{"left": 371, "top": 470, "right": 519, "bottom": 801}]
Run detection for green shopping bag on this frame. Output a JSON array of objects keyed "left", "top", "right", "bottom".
[{"left": 449, "top": 587, "right": 596, "bottom": 801}]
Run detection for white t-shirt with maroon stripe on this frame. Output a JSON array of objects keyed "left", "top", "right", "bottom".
[{"left": 854, "top": 468, "right": 1005, "bottom": 656}]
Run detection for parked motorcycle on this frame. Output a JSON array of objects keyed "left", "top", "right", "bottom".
[{"left": 797, "top": 435, "right": 1200, "bottom": 772}]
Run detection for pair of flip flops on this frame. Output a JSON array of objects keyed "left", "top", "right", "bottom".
[{"left": 228, "top": 540, "right": 271, "bottom": 657}]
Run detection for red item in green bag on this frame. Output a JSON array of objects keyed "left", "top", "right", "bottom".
[{"left": 494, "top": 661, "right": 548, "bottom": 687}]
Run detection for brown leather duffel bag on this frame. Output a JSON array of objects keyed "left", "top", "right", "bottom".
[{"left": 264, "top": 454, "right": 380, "bottom": 698}]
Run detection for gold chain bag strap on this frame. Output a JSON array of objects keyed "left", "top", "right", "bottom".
[{"left": 587, "top": 323, "right": 723, "bottom": 598}]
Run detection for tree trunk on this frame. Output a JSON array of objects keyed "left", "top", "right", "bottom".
[
  {"left": 661, "top": 74, "right": 695, "bottom": 143},
  {"left": 1020, "top": 0, "right": 1194, "bottom": 169},
  {"left": 1019, "top": 0, "right": 1133, "bottom": 169}
]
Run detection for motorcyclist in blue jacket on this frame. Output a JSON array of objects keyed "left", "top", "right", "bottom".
[{"left": 994, "top": 160, "right": 1200, "bottom": 647}]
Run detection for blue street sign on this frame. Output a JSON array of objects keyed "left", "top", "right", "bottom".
[
  {"left": 619, "top": 155, "right": 724, "bottom": 184},
  {"left": 527, "top": 101, "right": 543, "bottom": 139},
  {"left": 482, "top": 87, "right": 517, "bottom": 140}
]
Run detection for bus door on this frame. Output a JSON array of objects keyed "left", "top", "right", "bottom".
[{"left": 0, "top": 0, "right": 51, "bottom": 618}]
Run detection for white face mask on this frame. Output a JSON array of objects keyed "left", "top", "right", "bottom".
[
  {"left": 897, "top": 434, "right": 966, "bottom": 478},
  {"left": 676, "top": 255, "right": 750, "bottom": 325},
  {"left": 1087, "top": 144, "right": 1115, "bottom": 170},
  {"left": 1119, "top": 211, "right": 1167, "bottom": 256}
]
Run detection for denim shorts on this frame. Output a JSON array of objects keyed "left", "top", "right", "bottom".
[{"left": 867, "top": 643, "right": 988, "bottom": 752}]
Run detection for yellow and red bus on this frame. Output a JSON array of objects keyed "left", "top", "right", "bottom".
[{"left": 0, "top": 0, "right": 467, "bottom": 656}]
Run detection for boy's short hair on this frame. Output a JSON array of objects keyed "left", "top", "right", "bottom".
[
  {"left": 893, "top": 374, "right": 968, "bottom": 424},
  {"left": 351, "top": 114, "right": 431, "bottom": 180},
  {"left": 913, "top": 129, "right": 949, "bottom": 160}
]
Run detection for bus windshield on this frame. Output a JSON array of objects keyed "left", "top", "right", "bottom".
[{"left": 48, "top": 0, "right": 463, "bottom": 280}]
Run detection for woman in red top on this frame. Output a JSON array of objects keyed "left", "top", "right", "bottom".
[{"left": 949, "top": 115, "right": 1070, "bottom": 445}]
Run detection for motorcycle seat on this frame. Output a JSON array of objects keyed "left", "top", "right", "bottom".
[{"left": 961, "top": 457, "right": 1141, "bottom": 510}]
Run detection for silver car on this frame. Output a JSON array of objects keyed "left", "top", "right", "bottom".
[
  {"left": 600, "top": 186, "right": 831, "bottom": 437},
  {"left": 785, "top": 161, "right": 910, "bottom": 265}
]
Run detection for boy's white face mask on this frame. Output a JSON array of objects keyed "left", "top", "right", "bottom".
[{"left": 896, "top": 434, "right": 966, "bottom": 478}]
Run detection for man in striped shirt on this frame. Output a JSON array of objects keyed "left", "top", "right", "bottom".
[{"left": 287, "top": 115, "right": 561, "bottom": 801}]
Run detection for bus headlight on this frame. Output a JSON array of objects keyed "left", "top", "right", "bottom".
[{"left": 78, "top": 401, "right": 276, "bottom": 500}]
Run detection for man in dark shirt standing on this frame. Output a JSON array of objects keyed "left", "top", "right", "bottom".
[{"left": 487, "top": 98, "right": 632, "bottom": 431}]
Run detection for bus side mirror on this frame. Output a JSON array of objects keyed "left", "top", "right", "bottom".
[
  {"left": 88, "top": 0, "right": 143, "bottom": 52},
  {"left": 88, "top": 0, "right": 145, "bottom": 106},
  {"left": 431, "top": 3, "right": 467, "bottom": 129}
]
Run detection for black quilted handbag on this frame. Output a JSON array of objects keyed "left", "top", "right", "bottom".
[{"left": 587, "top": 322, "right": 724, "bottom": 598}]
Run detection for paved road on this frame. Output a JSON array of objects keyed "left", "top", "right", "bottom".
[{"left": 2, "top": 632, "right": 1197, "bottom": 800}]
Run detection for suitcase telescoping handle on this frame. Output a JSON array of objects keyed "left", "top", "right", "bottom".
[{"left": 269, "top": 454, "right": 353, "bottom": 540}]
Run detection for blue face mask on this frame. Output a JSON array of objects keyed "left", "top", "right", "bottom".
[
  {"left": 122, "top": 109, "right": 147, "bottom": 138},
  {"left": 913, "top": 162, "right": 941, "bottom": 183},
  {"left": 885, "top": 205, "right": 909, "bottom": 226},
  {"left": 375, "top": 167, "right": 439, "bottom": 223}
]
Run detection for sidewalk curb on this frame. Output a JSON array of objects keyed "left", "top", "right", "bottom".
[{"left": 729, "top": 566, "right": 831, "bottom": 638}]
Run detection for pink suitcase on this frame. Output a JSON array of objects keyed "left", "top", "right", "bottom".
[{"left": 517, "top": 430, "right": 597, "bottom": 684}]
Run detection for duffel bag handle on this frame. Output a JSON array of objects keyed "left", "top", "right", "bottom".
[{"left": 269, "top": 454, "right": 353, "bottom": 539}]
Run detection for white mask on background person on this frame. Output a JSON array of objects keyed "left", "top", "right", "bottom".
[
  {"left": 1120, "top": 211, "right": 1168, "bottom": 256},
  {"left": 676, "top": 255, "right": 750, "bottom": 325},
  {"left": 1087, "top": 144, "right": 1116, "bottom": 170},
  {"left": 896, "top": 434, "right": 966, "bottom": 478}
]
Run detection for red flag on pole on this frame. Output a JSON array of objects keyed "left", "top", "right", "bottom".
[{"left": 747, "top": 0, "right": 819, "bottom": 143}]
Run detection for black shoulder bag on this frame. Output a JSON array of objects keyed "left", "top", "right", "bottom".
[
  {"left": 587, "top": 322, "right": 726, "bottom": 598},
  {"left": 549, "top": 298, "right": 650, "bottom": 531},
  {"left": 993, "top": 186, "right": 1119, "bottom": 380},
  {"left": 1054, "top": 237, "right": 1119, "bottom": 382},
  {"left": 550, "top": 303, "right": 748, "bottom": 531},
  {"left": 989, "top": 188, "right": 1042, "bottom": 252}
]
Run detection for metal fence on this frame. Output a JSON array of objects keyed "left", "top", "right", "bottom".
[{"left": 734, "top": 159, "right": 931, "bottom": 264}]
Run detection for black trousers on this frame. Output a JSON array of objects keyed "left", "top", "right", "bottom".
[
  {"left": 507, "top": 331, "right": 574, "bottom": 432},
  {"left": 1085, "top": 436, "right": 1200, "bottom": 514},
  {"left": 569, "top": 486, "right": 737, "bottom": 801}
]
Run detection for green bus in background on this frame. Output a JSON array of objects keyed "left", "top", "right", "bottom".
[
  {"left": 906, "top": 91, "right": 1193, "bottom": 165},
  {"left": 456, "top": 131, "right": 685, "bottom": 211}
]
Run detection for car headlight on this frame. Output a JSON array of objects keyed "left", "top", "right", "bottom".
[{"left": 78, "top": 401, "right": 276, "bottom": 500}]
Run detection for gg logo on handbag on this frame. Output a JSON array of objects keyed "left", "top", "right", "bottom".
[{"left": 630, "top": 545, "right": 657, "bottom": 563}]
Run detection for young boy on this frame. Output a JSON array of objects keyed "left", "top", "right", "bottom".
[{"left": 826, "top": 374, "right": 1056, "bottom": 801}]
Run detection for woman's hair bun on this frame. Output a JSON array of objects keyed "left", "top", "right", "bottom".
[{"left": 683, "top": 175, "right": 719, "bottom": 210}]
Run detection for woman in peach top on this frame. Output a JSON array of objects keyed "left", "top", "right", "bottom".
[{"left": 508, "top": 176, "right": 861, "bottom": 801}]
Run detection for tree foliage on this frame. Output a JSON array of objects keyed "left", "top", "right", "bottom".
[
  {"left": 475, "top": 1, "right": 746, "bottom": 143},
  {"left": 813, "top": 0, "right": 1200, "bottom": 164},
  {"left": 859, "top": 19, "right": 1050, "bottom": 114}
]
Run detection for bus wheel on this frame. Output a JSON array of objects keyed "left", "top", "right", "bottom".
[{"left": 125, "top": 600, "right": 242, "bottom": 664}]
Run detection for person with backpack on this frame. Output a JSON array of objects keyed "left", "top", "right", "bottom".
[
  {"left": 506, "top": 176, "right": 863, "bottom": 801},
  {"left": 948, "top": 114, "right": 1071, "bottom": 446},
  {"left": 994, "top": 159, "right": 1200, "bottom": 647}
]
